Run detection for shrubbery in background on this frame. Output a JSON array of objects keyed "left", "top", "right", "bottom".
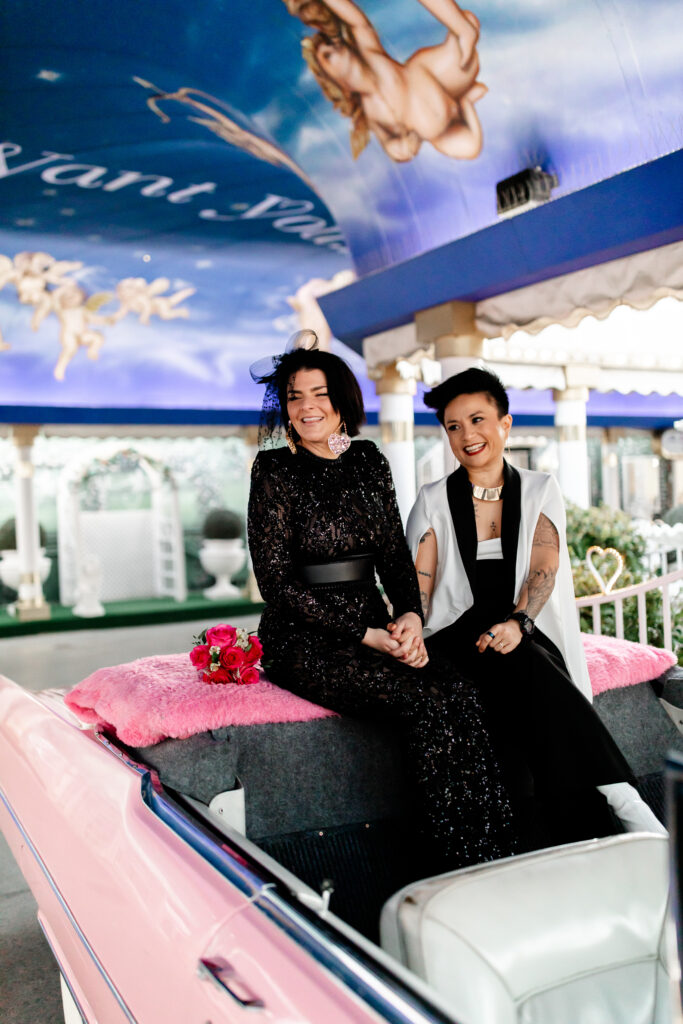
[
  {"left": 566, "top": 502, "right": 683, "bottom": 665},
  {"left": 0, "top": 517, "right": 47, "bottom": 549}
]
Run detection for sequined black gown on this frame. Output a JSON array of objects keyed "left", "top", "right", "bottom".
[{"left": 248, "top": 439, "right": 515, "bottom": 867}]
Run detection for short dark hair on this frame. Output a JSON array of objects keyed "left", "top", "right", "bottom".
[
  {"left": 424, "top": 367, "right": 509, "bottom": 424},
  {"left": 275, "top": 348, "right": 365, "bottom": 438}
]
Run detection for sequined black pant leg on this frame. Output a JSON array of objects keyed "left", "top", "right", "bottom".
[{"left": 263, "top": 635, "right": 516, "bottom": 868}]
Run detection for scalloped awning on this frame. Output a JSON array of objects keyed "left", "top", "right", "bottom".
[{"left": 476, "top": 240, "right": 683, "bottom": 339}]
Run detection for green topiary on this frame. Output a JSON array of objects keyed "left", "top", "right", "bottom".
[
  {"left": 0, "top": 517, "right": 47, "bottom": 550},
  {"left": 662, "top": 504, "right": 683, "bottom": 526},
  {"left": 202, "top": 508, "right": 244, "bottom": 540}
]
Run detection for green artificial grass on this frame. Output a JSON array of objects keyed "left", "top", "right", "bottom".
[{"left": 0, "top": 595, "right": 264, "bottom": 637}]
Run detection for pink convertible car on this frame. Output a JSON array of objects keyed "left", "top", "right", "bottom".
[{"left": 1, "top": 655, "right": 682, "bottom": 1024}]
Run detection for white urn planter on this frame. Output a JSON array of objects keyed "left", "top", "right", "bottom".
[
  {"left": 199, "top": 538, "right": 246, "bottom": 600},
  {"left": 0, "top": 548, "right": 52, "bottom": 593}
]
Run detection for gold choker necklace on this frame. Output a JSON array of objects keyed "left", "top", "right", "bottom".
[{"left": 471, "top": 483, "right": 504, "bottom": 501}]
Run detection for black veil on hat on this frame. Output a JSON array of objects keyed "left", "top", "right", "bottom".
[{"left": 249, "top": 329, "right": 319, "bottom": 449}]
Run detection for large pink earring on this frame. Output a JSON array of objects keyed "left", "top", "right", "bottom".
[{"left": 328, "top": 420, "right": 351, "bottom": 455}]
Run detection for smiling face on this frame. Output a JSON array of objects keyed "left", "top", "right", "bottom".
[
  {"left": 443, "top": 391, "right": 512, "bottom": 473},
  {"left": 286, "top": 367, "right": 341, "bottom": 449}
]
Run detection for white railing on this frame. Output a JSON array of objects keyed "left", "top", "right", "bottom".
[{"left": 576, "top": 567, "right": 683, "bottom": 652}]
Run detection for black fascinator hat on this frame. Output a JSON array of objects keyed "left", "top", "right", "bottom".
[{"left": 250, "top": 330, "right": 365, "bottom": 447}]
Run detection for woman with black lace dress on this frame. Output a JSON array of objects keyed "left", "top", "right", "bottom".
[{"left": 247, "top": 338, "right": 515, "bottom": 868}]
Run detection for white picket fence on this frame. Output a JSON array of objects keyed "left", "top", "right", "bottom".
[{"left": 576, "top": 567, "right": 683, "bottom": 651}]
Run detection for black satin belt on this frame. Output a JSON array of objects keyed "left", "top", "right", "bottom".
[{"left": 299, "top": 554, "right": 375, "bottom": 586}]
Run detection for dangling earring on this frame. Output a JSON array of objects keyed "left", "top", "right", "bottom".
[
  {"left": 328, "top": 420, "right": 351, "bottom": 456},
  {"left": 285, "top": 422, "right": 298, "bottom": 455}
]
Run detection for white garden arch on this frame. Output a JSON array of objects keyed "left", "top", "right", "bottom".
[{"left": 57, "top": 443, "right": 187, "bottom": 607}]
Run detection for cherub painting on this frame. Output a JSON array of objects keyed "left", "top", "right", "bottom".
[
  {"left": 0, "top": 252, "right": 196, "bottom": 380},
  {"left": 110, "top": 277, "right": 196, "bottom": 326},
  {"left": 284, "top": 0, "right": 486, "bottom": 161},
  {"left": 31, "top": 282, "right": 111, "bottom": 381}
]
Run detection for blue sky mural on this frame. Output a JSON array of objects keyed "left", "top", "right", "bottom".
[{"left": 0, "top": 0, "right": 680, "bottom": 420}]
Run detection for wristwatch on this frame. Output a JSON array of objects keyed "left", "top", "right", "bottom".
[{"left": 506, "top": 611, "right": 535, "bottom": 637}]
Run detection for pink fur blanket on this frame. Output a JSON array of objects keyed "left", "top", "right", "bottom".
[
  {"left": 581, "top": 633, "right": 676, "bottom": 696},
  {"left": 65, "top": 655, "right": 336, "bottom": 747},
  {"left": 65, "top": 635, "right": 677, "bottom": 747}
]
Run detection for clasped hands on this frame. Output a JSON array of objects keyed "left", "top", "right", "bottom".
[{"left": 362, "top": 611, "right": 428, "bottom": 668}]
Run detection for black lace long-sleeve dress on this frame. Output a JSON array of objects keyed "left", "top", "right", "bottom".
[{"left": 247, "top": 439, "right": 515, "bottom": 867}]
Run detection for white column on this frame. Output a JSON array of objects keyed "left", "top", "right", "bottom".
[
  {"left": 375, "top": 365, "right": 416, "bottom": 524},
  {"left": 553, "top": 387, "right": 590, "bottom": 508},
  {"left": 10, "top": 424, "right": 50, "bottom": 620},
  {"left": 416, "top": 302, "right": 485, "bottom": 475},
  {"left": 601, "top": 428, "right": 621, "bottom": 511}
]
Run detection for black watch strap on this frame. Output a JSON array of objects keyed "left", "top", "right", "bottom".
[{"left": 507, "top": 611, "right": 535, "bottom": 636}]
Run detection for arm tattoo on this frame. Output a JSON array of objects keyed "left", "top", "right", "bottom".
[
  {"left": 533, "top": 514, "right": 560, "bottom": 551},
  {"left": 524, "top": 566, "right": 557, "bottom": 619},
  {"left": 419, "top": 529, "right": 434, "bottom": 545},
  {"left": 418, "top": 570, "right": 432, "bottom": 579},
  {"left": 419, "top": 590, "right": 430, "bottom": 617}
]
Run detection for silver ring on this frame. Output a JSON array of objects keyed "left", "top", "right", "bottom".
[{"left": 486, "top": 631, "right": 495, "bottom": 639}]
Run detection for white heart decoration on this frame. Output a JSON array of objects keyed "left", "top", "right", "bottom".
[{"left": 585, "top": 545, "right": 625, "bottom": 594}]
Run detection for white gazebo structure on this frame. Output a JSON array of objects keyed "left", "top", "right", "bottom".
[
  {"left": 359, "top": 240, "right": 683, "bottom": 521},
  {"left": 57, "top": 443, "right": 187, "bottom": 611}
]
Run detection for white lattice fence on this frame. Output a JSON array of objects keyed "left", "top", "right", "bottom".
[{"left": 576, "top": 567, "right": 683, "bottom": 652}]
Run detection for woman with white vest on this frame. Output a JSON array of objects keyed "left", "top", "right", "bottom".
[{"left": 407, "top": 367, "right": 665, "bottom": 848}]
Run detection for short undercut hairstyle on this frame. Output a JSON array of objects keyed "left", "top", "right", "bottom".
[
  {"left": 276, "top": 347, "right": 365, "bottom": 438},
  {"left": 424, "top": 367, "right": 509, "bottom": 425}
]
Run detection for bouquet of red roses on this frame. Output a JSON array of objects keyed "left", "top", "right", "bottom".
[{"left": 189, "top": 623, "right": 263, "bottom": 685}]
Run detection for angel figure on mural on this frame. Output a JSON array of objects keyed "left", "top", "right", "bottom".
[
  {"left": 109, "top": 277, "right": 195, "bottom": 326},
  {"left": 13, "top": 251, "right": 84, "bottom": 307},
  {"left": 134, "top": 78, "right": 316, "bottom": 191},
  {"left": 0, "top": 252, "right": 85, "bottom": 352},
  {"left": 284, "top": 0, "right": 486, "bottom": 161},
  {"left": 31, "top": 281, "right": 112, "bottom": 381},
  {"left": 0, "top": 256, "right": 17, "bottom": 350},
  {"left": 287, "top": 269, "right": 355, "bottom": 350}
]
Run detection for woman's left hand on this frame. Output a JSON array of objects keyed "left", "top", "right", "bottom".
[{"left": 475, "top": 620, "right": 522, "bottom": 655}]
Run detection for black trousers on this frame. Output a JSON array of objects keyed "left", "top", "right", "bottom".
[{"left": 426, "top": 562, "right": 634, "bottom": 849}]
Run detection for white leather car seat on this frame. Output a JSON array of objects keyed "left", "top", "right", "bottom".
[{"left": 381, "top": 834, "right": 676, "bottom": 1024}]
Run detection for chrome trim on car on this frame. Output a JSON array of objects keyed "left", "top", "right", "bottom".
[
  {"left": 37, "top": 917, "right": 89, "bottom": 1024},
  {"left": 197, "top": 956, "right": 265, "bottom": 1009},
  {"left": 95, "top": 731, "right": 271, "bottom": 901},
  {"left": 254, "top": 887, "right": 455, "bottom": 1024},
  {"left": 136, "top": 784, "right": 455, "bottom": 1024},
  {"left": 0, "top": 785, "right": 137, "bottom": 1024},
  {"left": 94, "top": 730, "right": 456, "bottom": 1024}
]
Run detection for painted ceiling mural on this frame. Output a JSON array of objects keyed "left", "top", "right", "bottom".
[{"left": 0, "top": 0, "right": 680, "bottom": 420}]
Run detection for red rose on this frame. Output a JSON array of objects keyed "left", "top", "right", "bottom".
[
  {"left": 243, "top": 637, "right": 263, "bottom": 665},
  {"left": 190, "top": 644, "right": 211, "bottom": 669},
  {"left": 208, "top": 667, "right": 232, "bottom": 684},
  {"left": 206, "top": 624, "right": 237, "bottom": 648},
  {"left": 239, "top": 666, "right": 259, "bottom": 685},
  {"left": 220, "top": 646, "right": 245, "bottom": 670}
]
